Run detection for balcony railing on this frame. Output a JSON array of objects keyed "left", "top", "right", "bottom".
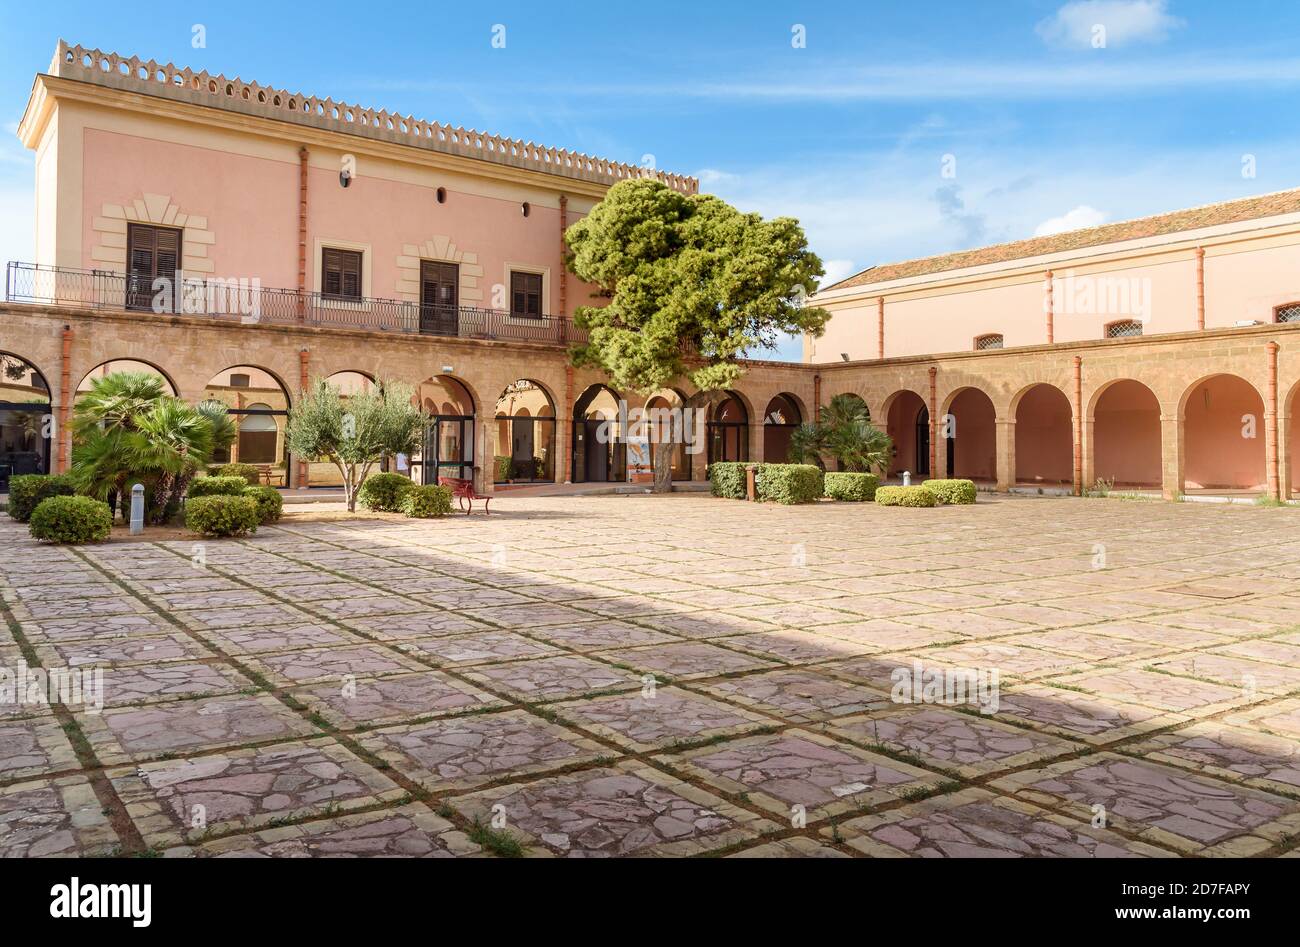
[{"left": 4, "top": 262, "right": 587, "bottom": 346}]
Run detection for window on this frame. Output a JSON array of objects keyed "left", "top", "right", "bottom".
[
  {"left": 974, "top": 334, "right": 1003, "bottom": 350},
  {"left": 510, "top": 271, "right": 543, "bottom": 319},
  {"left": 1106, "top": 320, "right": 1143, "bottom": 338},
  {"left": 126, "top": 224, "right": 182, "bottom": 311},
  {"left": 322, "top": 248, "right": 362, "bottom": 299},
  {"left": 1275, "top": 303, "right": 1300, "bottom": 323},
  {"left": 229, "top": 373, "right": 251, "bottom": 388}
]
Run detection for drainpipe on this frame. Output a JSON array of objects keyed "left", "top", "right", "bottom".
[
  {"left": 563, "top": 364, "right": 574, "bottom": 484},
  {"left": 298, "top": 146, "right": 309, "bottom": 322},
  {"left": 559, "top": 194, "right": 568, "bottom": 318},
  {"left": 57, "top": 325, "right": 72, "bottom": 473},
  {"left": 813, "top": 373, "right": 822, "bottom": 414},
  {"left": 877, "top": 297, "right": 885, "bottom": 359},
  {"left": 927, "top": 366, "right": 937, "bottom": 476},
  {"left": 298, "top": 349, "right": 310, "bottom": 489},
  {"left": 1073, "top": 355, "right": 1083, "bottom": 496},
  {"left": 1045, "top": 270, "right": 1055, "bottom": 344},
  {"left": 1267, "top": 341, "right": 1280, "bottom": 500},
  {"left": 1195, "top": 246, "right": 1205, "bottom": 330}
]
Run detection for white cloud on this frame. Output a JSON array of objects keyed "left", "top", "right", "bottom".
[
  {"left": 1034, "top": 205, "right": 1108, "bottom": 236},
  {"left": 821, "top": 259, "right": 857, "bottom": 286},
  {"left": 1037, "top": 1, "right": 1185, "bottom": 49}
]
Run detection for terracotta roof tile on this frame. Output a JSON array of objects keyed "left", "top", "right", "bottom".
[{"left": 824, "top": 187, "right": 1300, "bottom": 291}]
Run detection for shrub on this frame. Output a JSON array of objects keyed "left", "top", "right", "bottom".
[
  {"left": 402, "top": 484, "right": 454, "bottom": 518},
  {"left": 213, "top": 463, "right": 261, "bottom": 486},
  {"left": 357, "top": 472, "right": 415, "bottom": 512},
  {"left": 29, "top": 495, "right": 113, "bottom": 544},
  {"left": 188, "top": 476, "right": 250, "bottom": 498},
  {"left": 184, "top": 495, "right": 260, "bottom": 537},
  {"left": 8, "top": 473, "right": 75, "bottom": 522},
  {"left": 708, "top": 461, "right": 749, "bottom": 499},
  {"left": 922, "top": 479, "right": 977, "bottom": 504},
  {"left": 824, "top": 471, "right": 879, "bottom": 502},
  {"left": 757, "top": 464, "right": 824, "bottom": 504},
  {"left": 243, "top": 485, "right": 283, "bottom": 524},
  {"left": 875, "top": 485, "right": 937, "bottom": 507},
  {"left": 493, "top": 455, "right": 514, "bottom": 481}
]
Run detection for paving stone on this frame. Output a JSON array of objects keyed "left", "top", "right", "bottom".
[
  {"left": 828, "top": 788, "right": 1169, "bottom": 857},
  {"left": 462, "top": 655, "right": 641, "bottom": 702},
  {"left": 449, "top": 761, "right": 773, "bottom": 857},
  {"left": 991, "top": 683, "right": 1181, "bottom": 745},
  {"left": 727, "top": 837, "right": 852, "bottom": 858},
  {"left": 397, "top": 631, "right": 564, "bottom": 666},
  {"left": 173, "top": 804, "right": 482, "bottom": 857},
  {"left": 1050, "top": 666, "right": 1250, "bottom": 716},
  {"left": 291, "top": 670, "right": 504, "bottom": 729},
  {"left": 175, "top": 603, "right": 313, "bottom": 631},
  {"left": 18, "top": 613, "right": 177, "bottom": 644},
  {"left": 110, "top": 737, "right": 405, "bottom": 846},
  {"left": 0, "top": 776, "right": 119, "bottom": 857},
  {"left": 198, "top": 623, "right": 367, "bottom": 655},
  {"left": 554, "top": 686, "right": 772, "bottom": 752},
  {"left": 0, "top": 715, "right": 80, "bottom": 780},
  {"left": 342, "top": 612, "right": 496, "bottom": 641},
  {"left": 1124, "top": 721, "right": 1300, "bottom": 795},
  {"left": 599, "top": 641, "right": 777, "bottom": 681},
  {"left": 97, "top": 661, "right": 256, "bottom": 707},
  {"left": 702, "top": 669, "right": 888, "bottom": 723},
  {"left": 32, "top": 632, "right": 214, "bottom": 668},
  {"left": 991, "top": 753, "right": 1300, "bottom": 855},
  {"left": 241, "top": 644, "right": 426, "bottom": 686},
  {"left": 661, "top": 730, "right": 945, "bottom": 820},
  {"left": 527, "top": 621, "right": 679, "bottom": 651},
  {"left": 357, "top": 709, "right": 608, "bottom": 793},
  {"left": 1147, "top": 652, "right": 1300, "bottom": 695}
]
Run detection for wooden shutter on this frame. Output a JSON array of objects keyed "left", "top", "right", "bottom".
[
  {"left": 126, "top": 224, "right": 182, "bottom": 311},
  {"left": 323, "top": 248, "right": 362, "bottom": 299},
  {"left": 511, "top": 271, "right": 543, "bottom": 318}
]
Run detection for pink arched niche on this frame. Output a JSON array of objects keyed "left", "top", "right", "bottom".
[
  {"left": 883, "top": 389, "right": 928, "bottom": 477},
  {"left": 1091, "top": 379, "right": 1161, "bottom": 488},
  {"left": 1181, "top": 374, "right": 1266, "bottom": 492},
  {"left": 942, "top": 387, "right": 996, "bottom": 482},
  {"left": 1013, "top": 383, "right": 1072, "bottom": 485}
]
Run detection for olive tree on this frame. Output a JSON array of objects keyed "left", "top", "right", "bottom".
[
  {"left": 565, "top": 178, "right": 830, "bottom": 491},
  {"left": 285, "top": 378, "right": 426, "bottom": 512}
]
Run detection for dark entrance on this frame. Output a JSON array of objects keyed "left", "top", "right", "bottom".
[
  {"left": 423, "top": 415, "right": 474, "bottom": 483},
  {"left": 419, "top": 261, "right": 459, "bottom": 336},
  {"left": 916, "top": 406, "right": 931, "bottom": 476}
]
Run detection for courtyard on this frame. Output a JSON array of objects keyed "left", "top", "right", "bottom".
[{"left": 2, "top": 492, "right": 1299, "bottom": 858}]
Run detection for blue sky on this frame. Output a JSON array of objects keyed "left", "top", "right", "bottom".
[{"left": 4, "top": 1, "right": 1300, "bottom": 359}]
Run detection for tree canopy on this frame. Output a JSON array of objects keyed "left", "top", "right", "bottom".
[{"left": 565, "top": 178, "right": 830, "bottom": 395}]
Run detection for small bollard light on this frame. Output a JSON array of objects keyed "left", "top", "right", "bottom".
[
  {"left": 130, "top": 483, "right": 145, "bottom": 535},
  {"left": 902, "top": 471, "right": 911, "bottom": 487}
]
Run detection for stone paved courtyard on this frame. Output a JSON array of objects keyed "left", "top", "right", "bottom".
[{"left": 3, "top": 492, "right": 1300, "bottom": 858}]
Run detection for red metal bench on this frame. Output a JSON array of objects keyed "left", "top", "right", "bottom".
[{"left": 438, "top": 474, "right": 491, "bottom": 515}]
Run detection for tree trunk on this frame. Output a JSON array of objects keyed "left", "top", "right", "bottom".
[{"left": 651, "top": 435, "right": 675, "bottom": 493}]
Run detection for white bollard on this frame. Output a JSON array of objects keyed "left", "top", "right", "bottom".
[
  {"left": 902, "top": 471, "right": 911, "bottom": 487},
  {"left": 130, "top": 483, "right": 144, "bottom": 535}
]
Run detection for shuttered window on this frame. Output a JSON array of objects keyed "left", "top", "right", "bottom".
[
  {"left": 322, "top": 248, "right": 363, "bottom": 299},
  {"left": 126, "top": 224, "right": 182, "bottom": 311},
  {"left": 510, "top": 271, "right": 543, "bottom": 319}
]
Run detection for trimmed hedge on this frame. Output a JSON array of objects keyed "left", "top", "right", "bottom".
[
  {"left": 757, "top": 464, "right": 824, "bottom": 504},
  {"left": 875, "top": 485, "right": 938, "bottom": 507},
  {"left": 243, "top": 485, "right": 283, "bottom": 524},
  {"left": 8, "top": 473, "right": 75, "bottom": 522},
  {"left": 708, "top": 462, "right": 748, "bottom": 499},
  {"left": 184, "top": 494, "right": 260, "bottom": 537},
  {"left": 922, "top": 478, "right": 977, "bottom": 505},
  {"left": 188, "top": 476, "right": 250, "bottom": 498},
  {"left": 213, "top": 463, "right": 261, "bottom": 486},
  {"left": 402, "top": 484, "right": 454, "bottom": 518},
  {"left": 358, "top": 472, "right": 415, "bottom": 512},
  {"left": 824, "top": 471, "right": 879, "bottom": 502},
  {"left": 29, "top": 495, "right": 113, "bottom": 544}
]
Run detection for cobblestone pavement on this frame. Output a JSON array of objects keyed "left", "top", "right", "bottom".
[{"left": 3, "top": 493, "right": 1300, "bottom": 858}]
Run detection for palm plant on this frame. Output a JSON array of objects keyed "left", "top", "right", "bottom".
[{"left": 788, "top": 393, "right": 893, "bottom": 474}]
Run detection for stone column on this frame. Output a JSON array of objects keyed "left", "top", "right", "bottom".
[
  {"left": 995, "top": 418, "right": 1015, "bottom": 491},
  {"left": 1081, "top": 416, "right": 1097, "bottom": 491},
  {"left": 750, "top": 421, "right": 764, "bottom": 464},
  {"left": 478, "top": 418, "right": 494, "bottom": 495},
  {"left": 1160, "top": 414, "right": 1184, "bottom": 500}
]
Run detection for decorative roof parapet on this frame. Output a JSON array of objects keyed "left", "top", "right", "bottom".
[{"left": 48, "top": 41, "right": 699, "bottom": 195}]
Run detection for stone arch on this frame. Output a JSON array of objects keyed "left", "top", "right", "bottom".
[
  {"left": 1180, "top": 373, "right": 1266, "bottom": 493},
  {"left": 882, "top": 389, "right": 929, "bottom": 478},
  {"left": 1012, "top": 382, "right": 1073, "bottom": 486},
  {"left": 939, "top": 386, "right": 997, "bottom": 483},
  {"left": 1088, "top": 378, "right": 1161, "bottom": 489}
]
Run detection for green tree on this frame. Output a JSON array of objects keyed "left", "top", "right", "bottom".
[
  {"left": 565, "top": 178, "right": 830, "bottom": 491},
  {"left": 285, "top": 378, "right": 426, "bottom": 512},
  {"left": 789, "top": 393, "right": 893, "bottom": 474},
  {"left": 70, "top": 372, "right": 236, "bottom": 523}
]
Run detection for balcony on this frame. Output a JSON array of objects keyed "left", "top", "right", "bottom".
[{"left": 4, "top": 262, "right": 587, "bottom": 346}]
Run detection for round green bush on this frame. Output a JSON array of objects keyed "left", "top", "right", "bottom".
[
  {"left": 824, "top": 471, "right": 879, "bottom": 501},
  {"left": 358, "top": 472, "right": 416, "bottom": 512},
  {"left": 8, "top": 473, "right": 76, "bottom": 522},
  {"left": 213, "top": 463, "right": 261, "bottom": 486},
  {"left": 875, "top": 485, "right": 938, "bottom": 507},
  {"left": 243, "top": 485, "right": 283, "bottom": 524},
  {"left": 402, "top": 484, "right": 454, "bottom": 518},
  {"left": 756, "top": 463, "right": 824, "bottom": 504},
  {"left": 185, "top": 495, "right": 260, "bottom": 537},
  {"left": 922, "top": 479, "right": 977, "bottom": 504},
  {"left": 708, "top": 462, "right": 748, "bottom": 499},
  {"left": 188, "top": 475, "right": 251, "bottom": 498},
  {"left": 29, "top": 495, "right": 112, "bottom": 544}
]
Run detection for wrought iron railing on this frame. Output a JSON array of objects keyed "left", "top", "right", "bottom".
[{"left": 4, "top": 262, "right": 586, "bottom": 345}]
